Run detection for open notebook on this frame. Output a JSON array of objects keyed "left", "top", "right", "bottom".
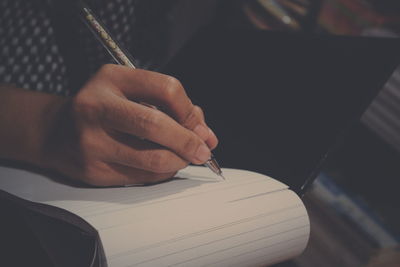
[{"left": 0, "top": 165, "right": 309, "bottom": 267}]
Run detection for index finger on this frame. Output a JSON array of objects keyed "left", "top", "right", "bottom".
[
  {"left": 103, "top": 65, "right": 194, "bottom": 124},
  {"left": 101, "top": 65, "right": 218, "bottom": 147},
  {"left": 102, "top": 94, "right": 212, "bottom": 165}
]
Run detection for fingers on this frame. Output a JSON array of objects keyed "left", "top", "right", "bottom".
[
  {"left": 182, "top": 105, "right": 218, "bottom": 150},
  {"left": 61, "top": 64, "right": 221, "bottom": 187},
  {"left": 99, "top": 65, "right": 192, "bottom": 122},
  {"left": 102, "top": 94, "right": 211, "bottom": 164},
  {"left": 102, "top": 132, "right": 189, "bottom": 174},
  {"left": 108, "top": 164, "right": 177, "bottom": 186},
  {"left": 97, "top": 65, "right": 218, "bottom": 148},
  {"left": 83, "top": 161, "right": 177, "bottom": 187}
]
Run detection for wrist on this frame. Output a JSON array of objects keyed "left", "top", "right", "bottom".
[{"left": 0, "top": 86, "right": 70, "bottom": 168}]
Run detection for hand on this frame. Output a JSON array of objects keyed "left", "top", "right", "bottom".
[
  {"left": 0, "top": 65, "right": 217, "bottom": 186},
  {"left": 41, "top": 64, "right": 218, "bottom": 186}
]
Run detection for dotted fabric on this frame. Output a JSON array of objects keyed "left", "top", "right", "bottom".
[
  {"left": 0, "top": 0, "right": 171, "bottom": 96},
  {"left": 79, "top": 0, "right": 140, "bottom": 77},
  {"left": 0, "top": 0, "right": 69, "bottom": 95}
]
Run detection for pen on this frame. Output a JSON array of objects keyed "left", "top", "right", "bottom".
[{"left": 77, "top": 1, "right": 225, "bottom": 179}]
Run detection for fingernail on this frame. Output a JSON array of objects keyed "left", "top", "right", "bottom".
[
  {"left": 195, "top": 144, "right": 211, "bottom": 163},
  {"left": 193, "top": 124, "right": 209, "bottom": 141}
]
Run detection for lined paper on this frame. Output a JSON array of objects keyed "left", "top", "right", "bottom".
[{"left": 0, "top": 166, "right": 309, "bottom": 267}]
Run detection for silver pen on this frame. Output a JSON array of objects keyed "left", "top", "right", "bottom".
[{"left": 78, "top": 1, "right": 225, "bottom": 179}]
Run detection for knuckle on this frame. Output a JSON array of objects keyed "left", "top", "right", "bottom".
[
  {"left": 147, "top": 151, "right": 171, "bottom": 173},
  {"left": 135, "top": 109, "right": 161, "bottom": 137},
  {"left": 193, "top": 105, "right": 205, "bottom": 119},
  {"left": 112, "top": 143, "right": 134, "bottom": 168},
  {"left": 98, "top": 64, "right": 117, "bottom": 77},
  {"left": 182, "top": 135, "right": 200, "bottom": 156},
  {"left": 183, "top": 105, "right": 204, "bottom": 127},
  {"left": 162, "top": 76, "right": 183, "bottom": 100}
]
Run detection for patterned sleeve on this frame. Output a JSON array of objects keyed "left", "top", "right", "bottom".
[
  {"left": 0, "top": 0, "right": 218, "bottom": 96},
  {"left": 0, "top": 0, "right": 70, "bottom": 95}
]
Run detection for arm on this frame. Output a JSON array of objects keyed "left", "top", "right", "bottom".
[
  {"left": 0, "top": 84, "right": 66, "bottom": 166},
  {"left": 0, "top": 65, "right": 218, "bottom": 186}
]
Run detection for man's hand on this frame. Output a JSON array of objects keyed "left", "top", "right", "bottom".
[{"left": 0, "top": 65, "right": 218, "bottom": 186}]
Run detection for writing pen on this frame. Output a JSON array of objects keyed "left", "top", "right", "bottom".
[{"left": 77, "top": 1, "right": 225, "bottom": 179}]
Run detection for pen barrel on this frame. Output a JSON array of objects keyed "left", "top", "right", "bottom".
[{"left": 77, "top": 1, "right": 136, "bottom": 68}]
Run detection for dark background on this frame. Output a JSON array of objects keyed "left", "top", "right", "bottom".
[
  {"left": 166, "top": 29, "right": 400, "bottom": 194},
  {"left": 182, "top": 1, "right": 400, "bottom": 266}
]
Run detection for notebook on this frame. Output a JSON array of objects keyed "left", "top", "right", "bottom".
[{"left": 0, "top": 165, "right": 309, "bottom": 267}]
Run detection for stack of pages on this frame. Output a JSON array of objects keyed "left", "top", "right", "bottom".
[{"left": 0, "top": 165, "right": 309, "bottom": 267}]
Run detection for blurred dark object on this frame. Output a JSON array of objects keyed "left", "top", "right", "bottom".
[
  {"left": 165, "top": 28, "right": 400, "bottom": 193},
  {"left": 241, "top": 0, "right": 323, "bottom": 32},
  {"left": 318, "top": 0, "right": 400, "bottom": 35},
  {"left": 369, "top": 0, "right": 400, "bottom": 15},
  {"left": 295, "top": 183, "right": 400, "bottom": 267},
  {"left": 323, "top": 122, "right": 400, "bottom": 239},
  {"left": 0, "top": 189, "right": 103, "bottom": 267},
  {"left": 218, "top": 0, "right": 400, "bottom": 34},
  {"left": 361, "top": 64, "right": 400, "bottom": 156}
]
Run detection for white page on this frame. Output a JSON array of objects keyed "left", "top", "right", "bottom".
[{"left": 0, "top": 165, "right": 309, "bottom": 267}]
